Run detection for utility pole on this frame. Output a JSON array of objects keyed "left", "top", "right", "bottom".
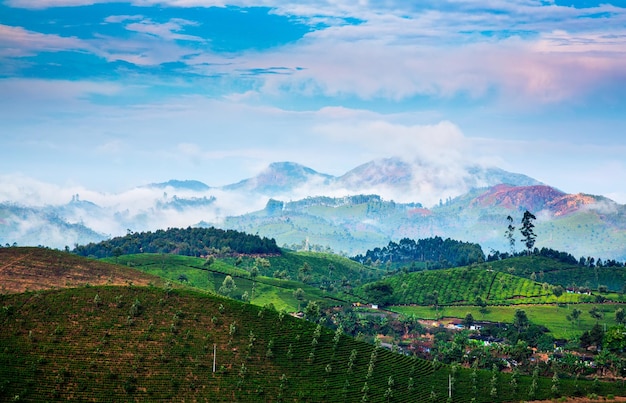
[{"left": 213, "top": 344, "right": 216, "bottom": 373}]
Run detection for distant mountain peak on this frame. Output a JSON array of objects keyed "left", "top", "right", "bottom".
[
  {"left": 146, "top": 180, "right": 211, "bottom": 191},
  {"left": 223, "top": 161, "right": 332, "bottom": 194}
]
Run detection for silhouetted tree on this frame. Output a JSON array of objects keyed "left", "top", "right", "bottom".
[
  {"left": 505, "top": 215, "right": 516, "bottom": 254},
  {"left": 520, "top": 210, "right": 537, "bottom": 255}
]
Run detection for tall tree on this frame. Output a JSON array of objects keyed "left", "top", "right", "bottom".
[
  {"left": 504, "top": 215, "right": 516, "bottom": 255},
  {"left": 520, "top": 210, "right": 537, "bottom": 255},
  {"left": 513, "top": 309, "right": 530, "bottom": 334}
]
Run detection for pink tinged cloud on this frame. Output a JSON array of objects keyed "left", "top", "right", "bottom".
[{"left": 0, "top": 24, "right": 86, "bottom": 57}]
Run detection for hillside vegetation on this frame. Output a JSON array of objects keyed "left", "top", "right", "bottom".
[
  {"left": 355, "top": 266, "right": 585, "bottom": 306},
  {"left": 485, "top": 255, "right": 626, "bottom": 293},
  {"left": 73, "top": 226, "right": 281, "bottom": 258},
  {"left": 3, "top": 285, "right": 622, "bottom": 402},
  {"left": 107, "top": 253, "right": 360, "bottom": 312},
  {"left": 0, "top": 247, "right": 163, "bottom": 294},
  {"left": 353, "top": 236, "right": 485, "bottom": 269}
]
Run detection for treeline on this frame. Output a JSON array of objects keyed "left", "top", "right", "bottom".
[
  {"left": 73, "top": 227, "right": 281, "bottom": 258},
  {"left": 351, "top": 236, "right": 485, "bottom": 269},
  {"left": 488, "top": 247, "right": 625, "bottom": 268}
]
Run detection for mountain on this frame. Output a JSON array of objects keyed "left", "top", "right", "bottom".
[
  {"left": 336, "top": 158, "right": 541, "bottom": 199},
  {"left": 1, "top": 157, "right": 625, "bottom": 260},
  {"left": 223, "top": 161, "right": 333, "bottom": 194},
  {"left": 213, "top": 184, "right": 626, "bottom": 260},
  {"left": 0, "top": 203, "right": 106, "bottom": 249},
  {"left": 147, "top": 179, "right": 211, "bottom": 191}
]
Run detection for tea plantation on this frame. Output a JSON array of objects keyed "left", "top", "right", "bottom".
[{"left": 2, "top": 285, "right": 624, "bottom": 402}]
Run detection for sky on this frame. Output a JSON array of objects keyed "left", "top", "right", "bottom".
[{"left": 1, "top": 0, "right": 626, "bottom": 205}]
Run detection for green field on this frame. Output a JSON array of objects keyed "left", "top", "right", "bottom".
[
  {"left": 2, "top": 285, "right": 623, "bottom": 402},
  {"left": 390, "top": 303, "right": 625, "bottom": 339}
]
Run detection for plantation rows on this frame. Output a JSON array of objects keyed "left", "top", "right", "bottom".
[
  {"left": 0, "top": 287, "right": 434, "bottom": 402},
  {"left": 3, "top": 286, "right": 616, "bottom": 401},
  {"left": 361, "top": 267, "right": 559, "bottom": 306},
  {"left": 112, "top": 253, "right": 349, "bottom": 311},
  {"left": 485, "top": 256, "right": 626, "bottom": 293}
]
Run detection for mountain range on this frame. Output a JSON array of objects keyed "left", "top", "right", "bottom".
[{"left": 1, "top": 157, "right": 625, "bottom": 260}]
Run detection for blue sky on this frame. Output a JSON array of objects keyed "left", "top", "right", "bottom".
[{"left": 1, "top": 0, "right": 626, "bottom": 205}]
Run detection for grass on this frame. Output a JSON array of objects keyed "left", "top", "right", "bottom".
[{"left": 390, "top": 303, "right": 624, "bottom": 339}]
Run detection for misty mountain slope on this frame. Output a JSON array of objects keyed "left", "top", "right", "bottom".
[
  {"left": 1, "top": 158, "right": 625, "bottom": 260},
  {"left": 146, "top": 179, "right": 212, "bottom": 191},
  {"left": 0, "top": 203, "right": 106, "bottom": 249},
  {"left": 222, "top": 161, "right": 333, "bottom": 194},
  {"left": 213, "top": 184, "right": 626, "bottom": 260}
]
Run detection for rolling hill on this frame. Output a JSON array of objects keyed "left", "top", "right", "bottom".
[
  {"left": 354, "top": 266, "right": 591, "bottom": 307},
  {"left": 1, "top": 249, "right": 623, "bottom": 402},
  {"left": 0, "top": 247, "right": 163, "bottom": 294}
]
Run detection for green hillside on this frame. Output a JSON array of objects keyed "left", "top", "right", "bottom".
[
  {"left": 2, "top": 285, "right": 622, "bottom": 402},
  {"left": 354, "top": 266, "right": 594, "bottom": 306},
  {"left": 105, "top": 251, "right": 379, "bottom": 312},
  {"left": 483, "top": 255, "right": 626, "bottom": 293}
]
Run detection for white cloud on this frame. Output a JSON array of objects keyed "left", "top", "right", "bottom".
[
  {"left": 0, "top": 24, "right": 87, "bottom": 57},
  {"left": 124, "top": 18, "right": 205, "bottom": 42}
]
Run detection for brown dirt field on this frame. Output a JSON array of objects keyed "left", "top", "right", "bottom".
[{"left": 0, "top": 247, "right": 163, "bottom": 293}]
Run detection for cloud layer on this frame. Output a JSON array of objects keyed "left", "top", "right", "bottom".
[{"left": 1, "top": 0, "right": 625, "bottom": 209}]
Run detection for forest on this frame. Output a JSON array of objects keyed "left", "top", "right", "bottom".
[
  {"left": 73, "top": 226, "right": 281, "bottom": 258},
  {"left": 352, "top": 236, "right": 485, "bottom": 269}
]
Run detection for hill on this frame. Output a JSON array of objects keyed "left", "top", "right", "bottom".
[
  {"left": 0, "top": 247, "right": 163, "bottom": 294},
  {"left": 3, "top": 285, "right": 622, "bottom": 402},
  {"left": 484, "top": 255, "right": 626, "bottom": 293},
  {"left": 105, "top": 252, "right": 369, "bottom": 312},
  {"left": 73, "top": 226, "right": 281, "bottom": 258},
  {"left": 352, "top": 236, "right": 485, "bottom": 269},
  {"left": 216, "top": 184, "right": 626, "bottom": 259},
  {"left": 354, "top": 266, "right": 581, "bottom": 307}
]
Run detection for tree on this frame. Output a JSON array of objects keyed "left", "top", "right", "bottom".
[
  {"left": 204, "top": 256, "right": 215, "bottom": 268},
  {"left": 298, "top": 262, "right": 312, "bottom": 283},
  {"left": 603, "top": 325, "right": 626, "bottom": 352},
  {"left": 504, "top": 215, "right": 516, "bottom": 254},
  {"left": 363, "top": 283, "right": 395, "bottom": 306},
  {"left": 616, "top": 308, "right": 626, "bottom": 325},
  {"left": 552, "top": 285, "right": 564, "bottom": 299},
  {"left": 113, "top": 247, "right": 123, "bottom": 264},
  {"left": 589, "top": 307, "right": 603, "bottom": 321},
  {"left": 520, "top": 210, "right": 537, "bottom": 254},
  {"left": 463, "top": 313, "right": 475, "bottom": 329},
  {"left": 513, "top": 309, "right": 530, "bottom": 334},
  {"left": 293, "top": 288, "right": 305, "bottom": 301},
  {"left": 218, "top": 275, "right": 237, "bottom": 297},
  {"left": 566, "top": 308, "right": 582, "bottom": 328},
  {"left": 304, "top": 301, "right": 320, "bottom": 320}
]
